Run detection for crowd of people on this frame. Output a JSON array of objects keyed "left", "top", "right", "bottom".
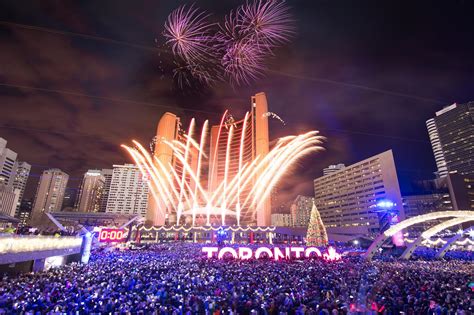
[{"left": 0, "top": 243, "right": 472, "bottom": 314}]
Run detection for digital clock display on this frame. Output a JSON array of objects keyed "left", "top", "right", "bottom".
[{"left": 98, "top": 228, "right": 127, "bottom": 242}]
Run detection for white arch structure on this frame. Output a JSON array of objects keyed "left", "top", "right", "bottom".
[
  {"left": 435, "top": 226, "right": 474, "bottom": 258},
  {"left": 363, "top": 211, "right": 474, "bottom": 260},
  {"left": 399, "top": 217, "right": 474, "bottom": 259}
]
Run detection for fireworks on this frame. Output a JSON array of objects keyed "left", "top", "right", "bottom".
[
  {"left": 221, "top": 40, "right": 266, "bottom": 85},
  {"left": 162, "top": 0, "right": 296, "bottom": 87},
  {"left": 238, "top": 0, "right": 295, "bottom": 48},
  {"left": 122, "top": 112, "right": 324, "bottom": 226},
  {"left": 262, "top": 111, "right": 286, "bottom": 125},
  {"left": 163, "top": 4, "right": 214, "bottom": 63}
]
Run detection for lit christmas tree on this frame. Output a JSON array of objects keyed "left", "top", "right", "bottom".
[{"left": 306, "top": 202, "right": 328, "bottom": 246}]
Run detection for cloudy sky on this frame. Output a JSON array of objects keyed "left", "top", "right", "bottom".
[{"left": 1, "top": 0, "right": 473, "bottom": 207}]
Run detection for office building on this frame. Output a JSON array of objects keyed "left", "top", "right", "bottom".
[
  {"left": 427, "top": 102, "right": 474, "bottom": 176},
  {"left": 446, "top": 173, "right": 474, "bottom": 210},
  {"left": 106, "top": 164, "right": 149, "bottom": 215},
  {"left": 291, "top": 195, "right": 315, "bottom": 227},
  {"left": 32, "top": 169, "right": 69, "bottom": 216},
  {"left": 314, "top": 150, "right": 404, "bottom": 237},
  {"left": 0, "top": 185, "right": 19, "bottom": 216},
  {"left": 62, "top": 187, "right": 78, "bottom": 211},
  {"left": 18, "top": 198, "right": 33, "bottom": 227},
  {"left": 76, "top": 170, "right": 105, "bottom": 213},
  {"left": 0, "top": 138, "right": 28, "bottom": 217},
  {"left": 323, "top": 164, "right": 346, "bottom": 176},
  {"left": 426, "top": 118, "right": 448, "bottom": 177},
  {"left": 271, "top": 213, "right": 292, "bottom": 227},
  {"left": 12, "top": 161, "right": 31, "bottom": 216},
  {"left": 0, "top": 137, "right": 18, "bottom": 186},
  {"left": 99, "top": 169, "right": 113, "bottom": 212}
]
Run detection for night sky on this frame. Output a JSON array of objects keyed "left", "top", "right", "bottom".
[{"left": 1, "top": 1, "right": 473, "bottom": 208}]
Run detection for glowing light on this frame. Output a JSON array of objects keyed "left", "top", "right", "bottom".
[
  {"left": 98, "top": 228, "right": 127, "bottom": 243},
  {"left": 123, "top": 112, "right": 324, "bottom": 226},
  {"left": 376, "top": 200, "right": 396, "bottom": 210},
  {"left": 0, "top": 236, "right": 82, "bottom": 254},
  {"left": 323, "top": 246, "right": 342, "bottom": 261},
  {"left": 202, "top": 246, "right": 340, "bottom": 261}
]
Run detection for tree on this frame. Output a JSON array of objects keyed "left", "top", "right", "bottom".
[{"left": 306, "top": 202, "right": 328, "bottom": 246}]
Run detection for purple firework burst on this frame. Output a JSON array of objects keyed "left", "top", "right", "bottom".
[
  {"left": 238, "top": 0, "right": 295, "bottom": 48},
  {"left": 221, "top": 39, "right": 266, "bottom": 86},
  {"left": 164, "top": 4, "right": 215, "bottom": 62},
  {"left": 163, "top": 0, "right": 295, "bottom": 88}
]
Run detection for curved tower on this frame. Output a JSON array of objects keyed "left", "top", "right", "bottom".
[{"left": 147, "top": 112, "right": 180, "bottom": 225}]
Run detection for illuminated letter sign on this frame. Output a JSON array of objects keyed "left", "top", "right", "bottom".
[
  {"left": 203, "top": 246, "right": 341, "bottom": 261},
  {"left": 98, "top": 228, "right": 127, "bottom": 242}
]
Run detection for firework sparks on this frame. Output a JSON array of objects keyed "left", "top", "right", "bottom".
[
  {"left": 172, "top": 59, "right": 217, "bottom": 88},
  {"left": 164, "top": 4, "right": 215, "bottom": 63},
  {"left": 162, "top": 0, "right": 296, "bottom": 88},
  {"left": 239, "top": 0, "right": 295, "bottom": 48},
  {"left": 221, "top": 39, "right": 266, "bottom": 85},
  {"left": 262, "top": 111, "right": 286, "bottom": 125},
  {"left": 122, "top": 111, "right": 324, "bottom": 226}
]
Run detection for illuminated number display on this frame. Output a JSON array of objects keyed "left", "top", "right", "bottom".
[{"left": 98, "top": 229, "right": 127, "bottom": 242}]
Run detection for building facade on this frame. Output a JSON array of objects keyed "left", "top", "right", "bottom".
[
  {"left": 76, "top": 170, "right": 105, "bottom": 213},
  {"left": 323, "top": 164, "right": 346, "bottom": 176},
  {"left": 314, "top": 150, "right": 404, "bottom": 237},
  {"left": 402, "top": 193, "right": 452, "bottom": 233},
  {"left": 0, "top": 185, "right": 19, "bottom": 216},
  {"left": 446, "top": 173, "right": 474, "bottom": 210},
  {"left": 99, "top": 169, "right": 113, "bottom": 213},
  {"left": 18, "top": 199, "right": 33, "bottom": 228},
  {"left": 427, "top": 102, "right": 474, "bottom": 176},
  {"left": 147, "top": 112, "right": 181, "bottom": 225},
  {"left": 32, "top": 169, "right": 69, "bottom": 216},
  {"left": 0, "top": 138, "right": 29, "bottom": 217},
  {"left": 12, "top": 161, "right": 31, "bottom": 216},
  {"left": 271, "top": 213, "right": 292, "bottom": 226},
  {"left": 62, "top": 187, "right": 78, "bottom": 211},
  {"left": 291, "top": 195, "right": 315, "bottom": 227},
  {"left": 106, "top": 164, "right": 149, "bottom": 216},
  {"left": 426, "top": 118, "right": 448, "bottom": 177},
  {"left": 0, "top": 137, "right": 17, "bottom": 187}
]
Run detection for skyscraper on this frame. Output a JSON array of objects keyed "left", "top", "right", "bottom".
[
  {"left": 32, "top": 169, "right": 69, "bottom": 216},
  {"left": 0, "top": 138, "right": 26, "bottom": 217},
  {"left": 106, "top": 164, "right": 149, "bottom": 215},
  {"left": 208, "top": 92, "right": 271, "bottom": 226},
  {"left": 426, "top": 118, "right": 448, "bottom": 177},
  {"left": 314, "top": 150, "right": 404, "bottom": 237},
  {"left": 76, "top": 170, "right": 105, "bottom": 213},
  {"left": 12, "top": 161, "right": 31, "bottom": 216},
  {"left": 0, "top": 137, "right": 18, "bottom": 186},
  {"left": 147, "top": 112, "right": 180, "bottom": 225},
  {"left": 427, "top": 102, "right": 474, "bottom": 176},
  {"left": 99, "top": 168, "right": 113, "bottom": 213},
  {"left": 0, "top": 185, "right": 19, "bottom": 216}
]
